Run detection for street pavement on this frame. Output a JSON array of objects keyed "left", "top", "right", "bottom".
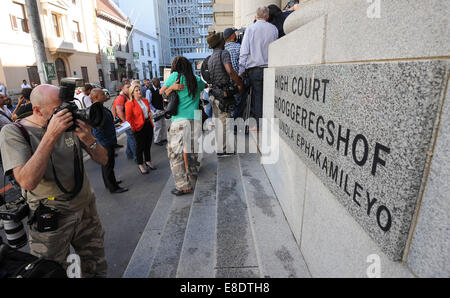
[
  {"left": 0, "top": 97, "right": 173, "bottom": 278},
  {"left": 85, "top": 135, "right": 171, "bottom": 277}
]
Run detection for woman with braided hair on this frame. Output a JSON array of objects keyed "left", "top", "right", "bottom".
[{"left": 160, "top": 56, "right": 206, "bottom": 196}]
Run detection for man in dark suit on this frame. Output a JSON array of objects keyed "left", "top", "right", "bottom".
[{"left": 90, "top": 89, "right": 128, "bottom": 194}]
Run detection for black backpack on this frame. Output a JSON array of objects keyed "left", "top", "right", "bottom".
[
  {"left": 200, "top": 55, "right": 212, "bottom": 84},
  {"left": 0, "top": 236, "right": 67, "bottom": 278}
]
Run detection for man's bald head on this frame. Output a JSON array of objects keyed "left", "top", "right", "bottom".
[
  {"left": 30, "top": 84, "right": 61, "bottom": 120},
  {"left": 90, "top": 88, "right": 106, "bottom": 103},
  {"left": 30, "top": 84, "right": 60, "bottom": 107}
]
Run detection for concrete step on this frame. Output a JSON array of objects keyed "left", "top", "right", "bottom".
[
  {"left": 176, "top": 153, "right": 218, "bottom": 278},
  {"left": 214, "top": 155, "right": 260, "bottom": 278},
  {"left": 122, "top": 176, "right": 176, "bottom": 278},
  {"left": 147, "top": 167, "right": 197, "bottom": 277},
  {"left": 238, "top": 139, "right": 311, "bottom": 277}
]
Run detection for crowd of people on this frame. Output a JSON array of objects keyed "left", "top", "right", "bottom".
[{"left": 0, "top": 5, "right": 289, "bottom": 278}]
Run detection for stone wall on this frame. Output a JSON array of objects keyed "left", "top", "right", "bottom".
[
  {"left": 233, "top": 0, "right": 281, "bottom": 28},
  {"left": 262, "top": 0, "right": 449, "bottom": 277}
]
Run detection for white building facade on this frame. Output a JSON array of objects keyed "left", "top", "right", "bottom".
[
  {"left": 132, "top": 29, "right": 160, "bottom": 80},
  {"left": 0, "top": 0, "right": 100, "bottom": 93},
  {"left": 113, "top": 0, "right": 161, "bottom": 79},
  {"left": 95, "top": 0, "right": 134, "bottom": 92}
]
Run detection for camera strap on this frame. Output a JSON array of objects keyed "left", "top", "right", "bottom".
[
  {"left": 13, "top": 122, "right": 31, "bottom": 152},
  {"left": 13, "top": 122, "right": 83, "bottom": 201},
  {"left": 50, "top": 141, "right": 84, "bottom": 201}
]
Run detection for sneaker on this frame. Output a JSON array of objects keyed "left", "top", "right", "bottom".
[
  {"left": 171, "top": 188, "right": 193, "bottom": 196},
  {"left": 217, "top": 152, "right": 236, "bottom": 157}
]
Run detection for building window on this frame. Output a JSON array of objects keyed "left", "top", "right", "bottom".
[
  {"left": 152, "top": 45, "right": 156, "bottom": 58},
  {"left": 147, "top": 43, "right": 150, "bottom": 56},
  {"left": 118, "top": 35, "right": 122, "bottom": 51},
  {"left": 10, "top": 2, "right": 29, "bottom": 33},
  {"left": 81, "top": 66, "right": 89, "bottom": 82},
  {"left": 110, "top": 63, "right": 117, "bottom": 81},
  {"left": 142, "top": 62, "right": 146, "bottom": 79},
  {"left": 109, "top": 31, "right": 112, "bottom": 46},
  {"left": 140, "top": 40, "right": 144, "bottom": 56},
  {"left": 126, "top": 40, "right": 129, "bottom": 53},
  {"left": 148, "top": 61, "right": 153, "bottom": 79},
  {"left": 52, "top": 13, "right": 62, "bottom": 37},
  {"left": 127, "top": 63, "right": 132, "bottom": 79},
  {"left": 72, "top": 21, "right": 82, "bottom": 42}
]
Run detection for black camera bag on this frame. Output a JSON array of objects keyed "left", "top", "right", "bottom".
[
  {"left": 164, "top": 72, "right": 183, "bottom": 116},
  {"left": 0, "top": 236, "right": 66, "bottom": 278}
]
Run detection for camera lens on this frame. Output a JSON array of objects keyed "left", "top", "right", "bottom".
[
  {"left": 83, "top": 102, "right": 105, "bottom": 128},
  {"left": 3, "top": 219, "right": 27, "bottom": 249}
]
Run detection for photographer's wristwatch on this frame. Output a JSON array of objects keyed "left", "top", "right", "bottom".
[{"left": 89, "top": 141, "right": 97, "bottom": 151}]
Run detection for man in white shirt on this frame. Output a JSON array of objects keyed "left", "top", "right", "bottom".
[
  {"left": 21, "top": 80, "right": 31, "bottom": 89},
  {"left": 239, "top": 7, "right": 278, "bottom": 130},
  {"left": 74, "top": 84, "right": 93, "bottom": 109}
]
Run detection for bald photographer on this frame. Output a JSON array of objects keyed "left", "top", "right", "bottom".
[{"left": 0, "top": 83, "right": 108, "bottom": 278}]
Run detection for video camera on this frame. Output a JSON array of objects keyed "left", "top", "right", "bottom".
[
  {"left": 152, "top": 97, "right": 175, "bottom": 122},
  {"left": 55, "top": 78, "right": 105, "bottom": 132},
  {"left": 235, "top": 28, "right": 246, "bottom": 44},
  {"left": 210, "top": 83, "right": 239, "bottom": 113}
]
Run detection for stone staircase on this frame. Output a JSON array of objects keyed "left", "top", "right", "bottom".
[{"left": 123, "top": 140, "right": 311, "bottom": 278}]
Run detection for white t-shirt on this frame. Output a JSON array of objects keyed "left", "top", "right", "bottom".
[
  {"left": 21, "top": 84, "right": 31, "bottom": 89},
  {"left": 74, "top": 93, "right": 92, "bottom": 109}
]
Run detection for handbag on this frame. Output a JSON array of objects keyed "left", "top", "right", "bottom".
[{"left": 165, "top": 72, "right": 182, "bottom": 117}]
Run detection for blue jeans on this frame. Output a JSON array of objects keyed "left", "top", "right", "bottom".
[
  {"left": 232, "top": 92, "right": 247, "bottom": 119},
  {"left": 125, "top": 128, "right": 136, "bottom": 160},
  {"left": 205, "top": 102, "right": 213, "bottom": 118}
]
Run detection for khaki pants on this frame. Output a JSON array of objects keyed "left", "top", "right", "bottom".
[
  {"left": 211, "top": 96, "right": 232, "bottom": 153},
  {"left": 167, "top": 119, "right": 201, "bottom": 191},
  {"left": 29, "top": 199, "right": 107, "bottom": 278}
]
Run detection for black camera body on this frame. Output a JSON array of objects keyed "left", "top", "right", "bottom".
[{"left": 55, "top": 78, "right": 105, "bottom": 131}]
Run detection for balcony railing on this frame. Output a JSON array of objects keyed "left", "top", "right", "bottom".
[{"left": 198, "top": 8, "right": 213, "bottom": 15}]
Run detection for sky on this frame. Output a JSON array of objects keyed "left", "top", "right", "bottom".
[{"left": 112, "top": 0, "right": 158, "bottom": 38}]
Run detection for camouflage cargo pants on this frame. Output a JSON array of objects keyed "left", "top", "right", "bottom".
[
  {"left": 29, "top": 199, "right": 107, "bottom": 278},
  {"left": 167, "top": 119, "right": 201, "bottom": 191}
]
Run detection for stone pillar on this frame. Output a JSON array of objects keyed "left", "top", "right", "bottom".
[{"left": 263, "top": 0, "right": 449, "bottom": 277}]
